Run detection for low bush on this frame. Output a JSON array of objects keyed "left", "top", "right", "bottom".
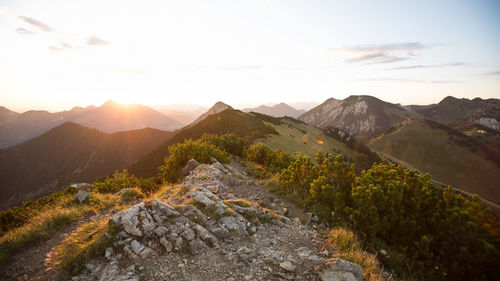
[{"left": 159, "top": 137, "right": 231, "bottom": 182}]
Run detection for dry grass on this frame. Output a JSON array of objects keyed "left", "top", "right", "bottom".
[
  {"left": 0, "top": 206, "right": 90, "bottom": 262},
  {"left": 328, "top": 227, "right": 386, "bottom": 281},
  {"left": 52, "top": 216, "right": 118, "bottom": 275}
]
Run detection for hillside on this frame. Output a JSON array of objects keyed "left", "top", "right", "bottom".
[
  {"left": 407, "top": 96, "right": 500, "bottom": 128},
  {"left": 368, "top": 119, "right": 500, "bottom": 206},
  {"left": 242, "top": 103, "right": 305, "bottom": 118},
  {"left": 0, "top": 101, "right": 181, "bottom": 148},
  {"left": 0, "top": 123, "right": 174, "bottom": 209},
  {"left": 299, "top": 95, "right": 417, "bottom": 140},
  {"left": 130, "top": 107, "right": 380, "bottom": 178}
]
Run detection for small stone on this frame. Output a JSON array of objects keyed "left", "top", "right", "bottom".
[
  {"left": 279, "top": 261, "right": 296, "bottom": 272},
  {"left": 180, "top": 228, "right": 196, "bottom": 241},
  {"left": 206, "top": 185, "right": 219, "bottom": 193},
  {"left": 160, "top": 237, "right": 173, "bottom": 252},
  {"left": 105, "top": 247, "right": 113, "bottom": 260}
]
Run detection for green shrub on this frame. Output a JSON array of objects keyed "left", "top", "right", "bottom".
[
  {"left": 120, "top": 188, "right": 145, "bottom": 203},
  {"left": 275, "top": 150, "right": 500, "bottom": 280},
  {"left": 94, "top": 169, "right": 139, "bottom": 194},
  {"left": 137, "top": 177, "right": 162, "bottom": 194},
  {"left": 159, "top": 138, "right": 231, "bottom": 182}
]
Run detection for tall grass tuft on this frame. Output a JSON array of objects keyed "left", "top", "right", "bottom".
[
  {"left": 0, "top": 206, "right": 87, "bottom": 262},
  {"left": 52, "top": 217, "right": 118, "bottom": 275}
]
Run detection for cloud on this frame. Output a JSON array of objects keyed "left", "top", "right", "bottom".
[
  {"left": 14, "top": 27, "right": 34, "bottom": 35},
  {"left": 220, "top": 65, "right": 261, "bottom": 71},
  {"left": 387, "top": 62, "right": 466, "bottom": 70},
  {"left": 86, "top": 36, "right": 108, "bottom": 46},
  {"left": 332, "top": 42, "right": 427, "bottom": 64},
  {"left": 0, "top": 7, "right": 7, "bottom": 15},
  {"left": 484, "top": 71, "right": 500, "bottom": 76},
  {"left": 49, "top": 40, "right": 76, "bottom": 52},
  {"left": 359, "top": 77, "right": 459, "bottom": 84},
  {"left": 18, "top": 16, "right": 52, "bottom": 32}
]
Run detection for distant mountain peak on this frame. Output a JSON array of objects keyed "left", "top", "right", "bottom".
[
  {"left": 190, "top": 102, "right": 232, "bottom": 126},
  {"left": 242, "top": 102, "right": 304, "bottom": 118},
  {"left": 101, "top": 100, "right": 120, "bottom": 107}
]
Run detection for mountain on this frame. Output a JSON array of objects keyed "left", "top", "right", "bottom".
[
  {"left": 0, "top": 101, "right": 182, "bottom": 148},
  {"left": 242, "top": 103, "right": 306, "bottom": 118},
  {"left": 129, "top": 107, "right": 380, "bottom": 178},
  {"left": 0, "top": 122, "right": 174, "bottom": 209},
  {"left": 368, "top": 119, "right": 500, "bottom": 208},
  {"left": 407, "top": 96, "right": 500, "bottom": 128},
  {"left": 299, "top": 95, "right": 416, "bottom": 140},
  {"left": 190, "top": 101, "right": 232, "bottom": 126}
]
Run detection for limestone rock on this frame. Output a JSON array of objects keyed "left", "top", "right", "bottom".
[
  {"left": 183, "top": 159, "right": 200, "bottom": 175},
  {"left": 316, "top": 258, "right": 363, "bottom": 281},
  {"left": 280, "top": 261, "right": 296, "bottom": 272},
  {"left": 75, "top": 190, "right": 91, "bottom": 202}
]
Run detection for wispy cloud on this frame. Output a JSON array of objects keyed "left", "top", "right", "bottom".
[
  {"left": 14, "top": 27, "right": 34, "bottom": 35},
  {"left": 220, "top": 65, "right": 261, "bottom": 71},
  {"left": 332, "top": 42, "right": 427, "bottom": 64},
  {"left": 49, "top": 40, "right": 76, "bottom": 52},
  {"left": 484, "top": 71, "right": 500, "bottom": 76},
  {"left": 387, "top": 62, "right": 466, "bottom": 70},
  {"left": 86, "top": 36, "right": 108, "bottom": 46},
  {"left": 359, "top": 77, "right": 459, "bottom": 84},
  {"left": 18, "top": 16, "right": 52, "bottom": 32}
]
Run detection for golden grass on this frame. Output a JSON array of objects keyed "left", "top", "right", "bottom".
[
  {"left": 52, "top": 216, "right": 117, "bottom": 275},
  {"left": 0, "top": 205, "right": 90, "bottom": 262},
  {"left": 328, "top": 227, "right": 385, "bottom": 281}
]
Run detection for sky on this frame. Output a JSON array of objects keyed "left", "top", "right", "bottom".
[{"left": 0, "top": 0, "right": 499, "bottom": 112}]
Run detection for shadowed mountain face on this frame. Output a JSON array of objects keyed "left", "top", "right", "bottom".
[
  {"left": 299, "top": 95, "right": 415, "bottom": 140},
  {"left": 242, "top": 103, "right": 306, "bottom": 118},
  {"left": 0, "top": 122, "right": 174, "bottom": 209},
  {"left": 0, "top": 101, "right": 182, "bottom": 148}
]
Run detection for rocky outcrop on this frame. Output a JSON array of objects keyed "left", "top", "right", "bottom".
[
  {"left": 73, "top": 160, "right": 364, "bottom": 281},
  {"left": 299, "top": 95, "right": 411, "bottom": 139}
]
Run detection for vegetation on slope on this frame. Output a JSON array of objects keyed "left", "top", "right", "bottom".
[
  {"left": 0, "top": 122, "right": 174, "bottom": 209},
  {"left": 368, "top": 119, "right": 500, "bottom": 206},
  {"left": 1, "top": 133, "right": 498, "bottom": 281}
]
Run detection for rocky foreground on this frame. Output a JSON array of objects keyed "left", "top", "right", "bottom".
[{"left": 72, "top": 160, "right": 363, "bottom": 281}]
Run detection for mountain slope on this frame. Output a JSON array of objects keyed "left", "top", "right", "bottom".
[
  {"left": 299, "top": 95, "right": 416, "bottom": 140},
  {"left": 0, "top": 123, "right": 174, "bottom": 209},
  {"left": 129, "top": 108, "right": 380, "bottom": 178},
  {"left": 368, "top": 119, "right": 500, "bottom": 206},
  {"left": 242, "top": 103, "right": 305, "bottom": 118},
  {"left": 0, "top": 101, "right": 182, "bottom": 148}
]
